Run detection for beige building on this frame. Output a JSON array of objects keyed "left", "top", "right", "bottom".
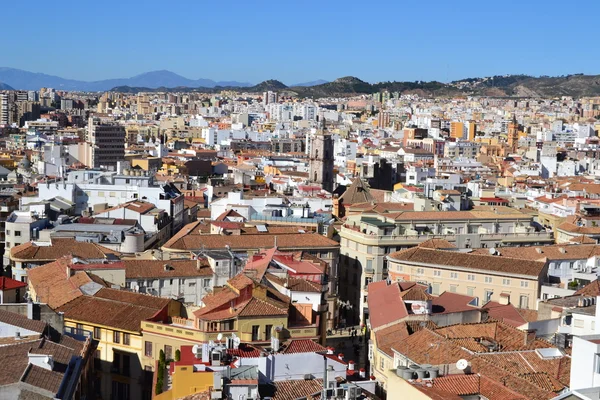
[
  {"left": 339, "top": 207, "right": 553, "bottom": 324},
  {"left": 387, "top": 247, "right": 548, "bottom": 309}
]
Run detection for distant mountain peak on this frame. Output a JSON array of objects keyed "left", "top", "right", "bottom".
[{"left": 334, "top": 76, "right": 366, "bottom": 84}]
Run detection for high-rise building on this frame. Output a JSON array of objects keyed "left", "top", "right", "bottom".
[
  {"left": 0, "top": 93, "right": 10, "bottom": 125},
  {"left": 309, "top": 123, "right": 334, "bottom": 192},
  {"left": 467, "top": 121, "right": 477, "bottom": 141},
  {"left": 87, "top": 117, "right": 126, "bottom": 169},
  {"left": 450, "top": 121, "right": 465, "bottom": 139}
]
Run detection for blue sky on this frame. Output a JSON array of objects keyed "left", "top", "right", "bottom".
[{"left": 4, "top": 0, "right": 600, "bottom": 84}]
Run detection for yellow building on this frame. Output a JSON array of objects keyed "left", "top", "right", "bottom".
[
  {"left": 57, "top": 289, "right": 181, "bottom": 400},
  {"left": 155, "top": 364, "right": 214, "bottom": 400},
  {"left": 132, "top": 156, "right": 162, "bottom": 171},
  {"left": 450, "top": 122, "right": 464, "bottom": 139},
  {"left": 467, "top": 121, "right": 476, "bottom": 141},
  {"left": 387, "top": 247, "right": 547, "bottom": 309}
]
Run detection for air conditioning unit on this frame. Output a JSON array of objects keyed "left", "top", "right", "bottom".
[{"left": 335, "top": 387, "right": 345, "bottom": 398}]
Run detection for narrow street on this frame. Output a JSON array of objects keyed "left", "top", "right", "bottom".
[{"left": 325, "top": 327, "right": 370, "bottom": 374}]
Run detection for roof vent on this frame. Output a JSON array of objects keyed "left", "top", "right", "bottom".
[
  {"left": 535, "top": 248, "right": 542, "bottom": 254},
  {"left": 559, "top": 248, "right": 566, "bottom": 254}
]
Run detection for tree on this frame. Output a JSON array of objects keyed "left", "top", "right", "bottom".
[
  {"left": 175, "top": 349, "right": 181, "bottom": 362},
  {"left": 159, "top": 349, "right": 165, "bottom": 364}
]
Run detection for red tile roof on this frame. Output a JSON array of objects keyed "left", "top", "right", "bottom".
[
  {"left": 282, "top": 339, "right": 326, "bottom": 354},
  {"left": 367, "top": 281, "right": 408, "bottom": 330},
  {"left": 0, "top": 276, "right": 27, "bottom": 290},
  {"left": 432, "top": 292, "right": 479, "bottom": 314}
]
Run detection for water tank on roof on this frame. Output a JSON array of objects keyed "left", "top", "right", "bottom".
[
  {"left": 415, "top": 369, "right": 427, "bottom": 379},
  {"left": 427, "top": 367, "right": 439, "bottom": 379}
]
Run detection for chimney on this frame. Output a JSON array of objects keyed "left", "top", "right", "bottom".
[
  {"left": 338, "top": 353, "right": 344, "bottom": 361},
  {"left": 524, "top": 329, "right": 536, "bottom": 346},
  {"left": 348, "top": 361, "right": 355, "bottom": 371},
  {"left": 327, "top": 347, "right": 334, "bottom": 355},
  {"left": 359, "top": 368, "right": 366, "bottom": 379}
]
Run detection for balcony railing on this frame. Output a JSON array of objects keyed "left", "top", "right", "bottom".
[{"left": 341, "top": 226, "right": 553, "bottom": 244}]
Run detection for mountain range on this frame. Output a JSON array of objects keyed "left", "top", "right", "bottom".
[
  {"left": 0, "top": 68, "right": 331, "bottom": 92},
  {"left": 108, "top": 74, "right": 600, "bottom": 99},
  {"left": 2, "top": 68, "right": 600, "bottom": 98},
  {"left": 0, "top": 68, "right": 255, "bottom": 91}
]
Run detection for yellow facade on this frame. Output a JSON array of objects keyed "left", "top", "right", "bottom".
[
  {"left": 450, "top": 122, "right": 464, "bottom": 139},
  {"left": 142, "top": 314, "right": 315, "bottom": 370},
  {"left": 388, "top": 261, "right": 542, "bottom": 309},
  {"left": 386, "top": 369, "right": 434, "bottom": 399},
  {"left": 155, "top": 366, "right": 214, "bottom": 400},
  {"left": 63, "top": 319, "right": 150, "bottom": 400}
]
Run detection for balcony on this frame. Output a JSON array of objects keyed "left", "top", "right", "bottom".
[{"left": 340, "top": 225, "right": 554, "bottom": 246}]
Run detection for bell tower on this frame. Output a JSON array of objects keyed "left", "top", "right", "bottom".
[{"left": 309, "top": 118, "right": 334, "bottom": 192}]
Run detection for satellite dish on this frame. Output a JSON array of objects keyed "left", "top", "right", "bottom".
[
  {"left": 456, "top": 359, "right": 468, "bottom": 371},
  {"left": 192, "top": 344, "right": 200, "bottom": 354},
  {"left": 217, "top": 333, "right": 223, "bottom": 341},
  {"left": 233, "top": 337, "right": 241, "bottom": 349}
]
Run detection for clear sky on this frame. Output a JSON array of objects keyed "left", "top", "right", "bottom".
[{"left": 4, "top": 0, "right": 600, "bottom": 84}]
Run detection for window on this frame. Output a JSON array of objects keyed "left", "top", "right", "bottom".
[
  {"left": 396, "top": 265, "right": 403, "bottom": 272},
  {"left": 113, "top": 331, "right": 120, "bottom": 344},
  {"left": 144, "top": 341, "right": 152, "bottom": 357},
  {"left": 76, "top": 323, "right": 83, "bottom": 334},
  {"left": 366, "top": 259, "right": 373, "bottom": 270},
  {"left": 367, "top": 246, "right": 373, "bottom": 254},
  {"left": 14, "top": 231, "right": 21, "bottom": 237},
  {"left": 432, "top": 283, "right": 440, "bottom": 295},
  {"left": 189, "top": 281, "right": 196, "bottom": 287},
  {"left": 265, "top": 325, "right": 272, "bottom": 340},
  {"left": 450, "top": 272, "right": 458, "bottom": 279},
  {"left": 94, "top": 327, "right": 101, "bottom": 339},
  {"left": 569, "top": 262, "right": 575, "bottom": 269},
  {"left": 123, "top": 333, "right": 130, "bottom": 346},
  {"left": 574, "top": 319, "right": 585, "bottom": 328},
  {"left": 203, "top": 278, "right": 211, "bottom": 288},
  {"left": 503, "top": 279, "right": 511, "bottom": 286},
  {"left": 521, "top": 281, "right": 529, "bottom": 288},
  {"left": 164, "top": 345, "right": 172, "bottom": 360},
  {"left": 450, "top": 285, "right": 457, "bottom": 293},
  {"left": 467, "top": 287, "right": 475, "bottom": 296},
  {"left": 416, "top": 268, "right": 424, "bottom": 275},
  {"left": 519, "top": 295, "right": 529, "bottom": 309},
  {"left": 98, "top": 191, "right": 105, "bottom": 197},
  {"left": 5, "top": 230, "right": 9, "bottom": 235},
  {"left": 251, "top": 325, "right": 260, "bottom": 341},
  {"left": 109, "top": 192, "right": 116, "bottom": 197},
  {"left": 467, "top": 274, "right": 475, "bottom": 281},
  {"left": 485, "top": 277, "right": 493, "bottom": 284},
  {"left": 434, "top": 270, "right": 441, "bottom": 277},
  {"left": 380, "top": 356, "right": 385, "bottom": 370},
  {"left": 484, "top": 290, "right": 493, "bottom": 302}
]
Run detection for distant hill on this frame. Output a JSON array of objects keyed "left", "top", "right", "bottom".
[
  {"left": 0, "top": 82, "right": 13, "bottom": 90},
  {"left": 291, "top": 79, "right": 329, "bottom": 87},
  {"left": 0, "top": 68, "right": 252, "bottom": 91}
]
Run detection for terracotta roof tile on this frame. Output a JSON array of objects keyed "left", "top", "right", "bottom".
[
  {"left": 57, "top": 289, "right": 170, "bottom": 332},
  {"left": 11, "top": 238, "right": 119, "bottom": 262},
  {"left": 282, "top": 339, "right": 326, "bottom": 354},
  {"left": 367, "top": 281, "right": 408, "bottom": 330},
  {"left": 124, "top": 259, "right": 213, "bottom": 279},
  {"left": 390, "top": 247, "right": 546, "bottom": 277},
  {"left": 0, "top": 309, "right": 47, "bottom": 334},
  {"left": 272, "top": 379, "right": 323, "bottom": 400}
]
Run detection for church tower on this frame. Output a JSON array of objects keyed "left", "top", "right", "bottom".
[
  {"left": 309, "top": 119, "right": 334, "bottom": 193},
  {"left": 507, "top": 114, "right": 519, "bottom": 153}
]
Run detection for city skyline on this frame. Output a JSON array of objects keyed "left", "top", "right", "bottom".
[{"left": 4, "top": 0, "right": 600, "bottom": 84}]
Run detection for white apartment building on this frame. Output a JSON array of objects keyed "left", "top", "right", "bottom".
[{"left": 22, "top": 168, "right": 184, "bottom": 233}]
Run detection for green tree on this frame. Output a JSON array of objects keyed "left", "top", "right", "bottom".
[{"left": 175, "top": 349, "right": 181, "bottom": 362}]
